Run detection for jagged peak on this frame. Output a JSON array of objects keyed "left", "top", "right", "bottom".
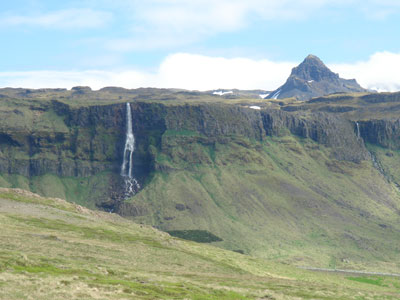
[
  {"left": 290, "top": 54, "right": 337, "bottom": 82},
  {"left": 304, "top": 54, "right": 322, "bottom": 61},
  {"left": 267, "top": 54, "right": 366, "bottom": 100}
]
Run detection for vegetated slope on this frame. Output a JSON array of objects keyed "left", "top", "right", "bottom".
[
  {"left": 125, "top": 116, "right": 400, "bottom": 272},
  {"left": 267, "top": 55, "right": 367, "bottom": 100},
  {"left": 1, "top": 88, "right": 400, "bottom": 274},
  {"left": 1, "top": 188, "right": 400, "bottom": 300}
]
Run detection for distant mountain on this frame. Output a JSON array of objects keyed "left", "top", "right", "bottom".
[{"left": 267, "top": 54, "right": 367, "bottom": 100}]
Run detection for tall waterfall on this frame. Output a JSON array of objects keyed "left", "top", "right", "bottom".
[{"left": 121, "top": 103, "right": 140, "bottom": 198}]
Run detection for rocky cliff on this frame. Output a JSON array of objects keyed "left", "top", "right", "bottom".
[
  {"left": 0, "top": 96, "right": 370, "bottom": 207},
  {"left": 2, "top": 89, "right": 400, "bottom": 270},
  {"left": 358, "top": 119, "right": 400, "bottom": 150}
]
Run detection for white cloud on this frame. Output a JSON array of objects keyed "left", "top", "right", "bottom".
[
  {"left": 157, "top": 53, "right": 294, "bottom": 90},
  {"left": 0, "top": 53, "right": 294, "bottom": 90},
  {"left": 104, "top": 0, "right": 400, "bottom": 51},
  {"left": 0, "top": 9, "right": 112, "bottom": 29},
  {"left": 0, "top": 70, "right": 154, "bottom": 90},
  {"left": 1, "top": 51, "right": 399, "bottom": 92},
  {"left": 106, "top": 0, "right": 346, "bottom": 51},
  {"left": 361, "top": 0, "right": 400, "bottom": 19},
  {"left": 331, "top": 51, "right": 400, "bottom": 92}
]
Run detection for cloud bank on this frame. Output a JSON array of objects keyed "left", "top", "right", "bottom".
[
  {"left": 331, "top": 52, "right": 400, "bottom": 92},
  {"left": 0, "top": 52, "right": 399, "bottom": 92}
]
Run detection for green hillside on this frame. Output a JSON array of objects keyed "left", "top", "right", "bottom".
[
  {"left": 1, "top": 188, "right": 400, "bottom": 299},
  {"left": 127, "top": 131, "right": 400, "bottom": 272},
  {"left": 1, "top": 88, "right": 400, "bottom": 276}
]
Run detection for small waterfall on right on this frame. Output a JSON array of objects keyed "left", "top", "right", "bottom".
[
  {"left": 121, "top": 102, "right": 140, "bottom": 198},
  {"left": 354, "top": 121, "right": 399, "bottom": 188},
  {"left": 356, "top": 122, "right": 360, "bottom": 139}
]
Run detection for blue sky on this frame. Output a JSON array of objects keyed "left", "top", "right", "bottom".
[{"left": 1, "top": 0, "right": 400, "bottom": 91}]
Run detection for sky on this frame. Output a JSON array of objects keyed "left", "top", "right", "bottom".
[{"left": 1, "top": 0, "right": 400, "bottom": 91}]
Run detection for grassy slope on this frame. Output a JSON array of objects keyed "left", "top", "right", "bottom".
[
  {"left": 1, "top": 188, "right": 400, "bottom": 300},
  {"left": 0, "top": 172, "right": 115, "bottom": 209},
  {"left": 128, "top": 131, "right": 400, "bottom": 272},
  {"left": 2, "top": 91, "right": 400, "bottom": 274}
]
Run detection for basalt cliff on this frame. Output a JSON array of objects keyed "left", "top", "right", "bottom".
[{"left": 1, "top": 87, "right": 400, "bottom": 271}]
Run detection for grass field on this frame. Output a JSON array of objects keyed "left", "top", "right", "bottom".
[{"left": 1, "top": 188, "right": 400, "bottom": 299}]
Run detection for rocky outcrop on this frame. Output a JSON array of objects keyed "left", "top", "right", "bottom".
[
  {"left": 0, "top": 101, "right": 371, "bottom": 180},
  {"left": 164, "top": 104, "right": 265, "bottom": 140},
  {"left": 267, "top": 55, "right": 367, "bottom": 100},
  {"left": 0, "top": 102, "right": 125, "bottom": 178},
  {"left": 261, "top": 110, "right": 369, "bottom": 162},
  {"left": 0, "top": 101, "right": 170, "bottom": 179},
  {"left": 158, "top": 104, "right": 369, "bottom": 163},
  {"left": 358, "top": 119, "right": 400, "bottom": 150},
  {"left": 0, "top": 98, "right": 376, "bottom": 212}
]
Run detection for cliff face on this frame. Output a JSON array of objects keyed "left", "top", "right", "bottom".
[
  {"left": 0, "top": 101, "right": 167, "bottom": 178},
  {"left": 0, "top": 100, "right": 167, "bottom": 208},
  {"left": 0, "top": 99, "right": 370, "bottom": 207},
  {"left": 261, "top": 110, "right": 369, "bottom": 162},
  {"left": 2, "top": 93, "right": 400, "bottom": 270},
  {"left": 358, "top": 119, "right": 400, "bottom": 150},
  {"left": 0, "top": 102, "right": 124, "bottom": 178}
]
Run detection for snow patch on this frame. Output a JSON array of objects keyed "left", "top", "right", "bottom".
[
  {"left": 308, "top": 80, "right": 314, "bottom": 83},
  {"left": 249, "top": 106, "right": 261, "bottom": 110},
  {"left": 259, "top": 93, "right": 270, "bottom": 99},
  {"left": 213, "top": 90, "right": 233, "bottom": 96}
]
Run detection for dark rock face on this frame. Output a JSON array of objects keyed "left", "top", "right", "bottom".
[
  {"left": 268, "top": 55, "right": 367, "bottom": 100},
  {"left": 0, "top": 101, "right": 369, "bottom": 178},
  {"left": 0, "top": 101, "right": 165, "bottom": 183},
  {"left": 261, "top": 110, "right": 369, "bottom": 162},
  {"left": 164, "top": 104, "right": 265, "bottom": 140},
  {"left": 0, "top": 102, "right": 125, "bottom": 178},
  {"left": 0, "top": 99, "right": 373, "bottom": 212},
  {"left": 358, "top": 119, "right": 400, "bottom": 150},
  {"left": 147, "top": 104, "right": 369, "bottom": 163}
]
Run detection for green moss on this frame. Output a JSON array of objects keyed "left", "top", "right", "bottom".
[
  {"left": 8, "top": 215, "right": 167, "bottom": 248},
  {"left": 166, "top": 230, "right": 223, "bottom": 243},
  {"left": 1, "top": 189, "right": 400, "bottom": 299},
  {"left": 128, "top": 132, "right": 400, "bottom": 272},
  {"left": 0, "top": 172, "right": 116, "bottom": 209},
  {"left": 163, "top": 129, "right": 202, "bottom": 137},
  {"left": 0, "top": 175, "right": 11, "bottom": 188},
  {"left": 13, "top": 264, "right": 90, "bottom": 276},
  {"left": 347, "top": 276, "right": 386, "bottom": 286},
  {"left": 30, "top": 174, "right": 66, "bottom": 199},
  {"left": 0, "top": 191, "right": 75, "bottom": 212},
  {"left": 91, "top": 277, "right": 249, "bottom": 299}
]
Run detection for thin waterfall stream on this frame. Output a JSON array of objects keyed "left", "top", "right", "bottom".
[
  {"left": 356, "top": 121, "right": 360, "bottom": 139},
  {"left": 121, "top": 102, "right": 140, "bottom": 198},
  {"left": 354, "top": 121, "right": 400, "bottom": 189}
]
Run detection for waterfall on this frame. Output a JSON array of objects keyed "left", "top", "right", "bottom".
[
  {"left": 121, "top": 103, "right": 140, "bottom": 198},
  {"left": 121, "top": 103, "right": 134, "bottom": 177},
  {"left": 356, "top": 122, "right": 360, "bottom": 139}
]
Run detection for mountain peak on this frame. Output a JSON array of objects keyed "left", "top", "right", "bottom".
[
  {"left": 291, "top": 54, "right": 337, "bottom": 82},
  {"left": 305, "top": 54, "right": 321, "bottom": 60},
  {"left": 267, "top": 55, "right": 366, "bottom": 100}
]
